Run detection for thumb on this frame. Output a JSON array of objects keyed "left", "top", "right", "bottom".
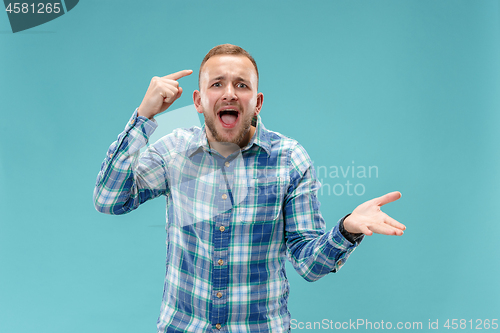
[
  {"left": 376, "top": 191, "right": 402, "bottom": 207},
  {"left": 162, "top": 87, "right": 183, "bottom": 111},
  {"left": 176, "top": 86, "right": 183, "bottom": 100}
]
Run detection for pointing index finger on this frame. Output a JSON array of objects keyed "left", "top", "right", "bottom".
[{"left": 163, "top": 69, "right": 193, "bottom": 81}]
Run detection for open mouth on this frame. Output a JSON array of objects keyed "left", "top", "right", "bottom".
[{"left": 218, "top": 109, "right": 239, "bottom": 127}]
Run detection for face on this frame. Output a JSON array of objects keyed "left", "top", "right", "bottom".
[{"left": 193, "top": 55, "right": 263, "bottom": 148}]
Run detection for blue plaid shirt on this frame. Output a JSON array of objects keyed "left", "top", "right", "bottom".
[{"left": 94, "top": 110, "right": 363, "bottom": 332}]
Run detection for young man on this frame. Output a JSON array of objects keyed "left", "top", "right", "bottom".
[{"left": 94, "top": 44, "right": 405, "bottom": 332}]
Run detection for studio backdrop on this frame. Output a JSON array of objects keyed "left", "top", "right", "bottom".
[{"left": 1, "top": 0, "right": 499, "bottom": 332}]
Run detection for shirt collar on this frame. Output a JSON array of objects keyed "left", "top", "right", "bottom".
[{"left": 186, "top": 115, "right": 271, "bottom": 158}]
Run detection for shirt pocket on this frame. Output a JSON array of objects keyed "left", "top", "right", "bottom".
[{"left": 234, "top": 176, "right": 286, "bottom": 223}]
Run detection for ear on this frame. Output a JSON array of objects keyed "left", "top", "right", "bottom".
[
  {"left": 193, "top": 90, "right": 203, "bottom": 114},
  {"left": 254, "top": 92, "right": 264, "bottom": 117}
]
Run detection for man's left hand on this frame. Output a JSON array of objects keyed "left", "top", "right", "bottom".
[{"left": 343, "top": 191, "right": 405, "bottom": 236}]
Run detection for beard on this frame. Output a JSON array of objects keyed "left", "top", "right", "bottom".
[{"left": 204, "top": 110, "right": 254, "bottom": 146}]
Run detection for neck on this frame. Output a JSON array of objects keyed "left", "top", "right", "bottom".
[{"left": 206, "top": 126, "right": 256, "bottom": 158}]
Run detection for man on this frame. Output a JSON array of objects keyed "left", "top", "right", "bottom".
[{"left": 94, "top": 44, "right": 405, "bottom": 332}]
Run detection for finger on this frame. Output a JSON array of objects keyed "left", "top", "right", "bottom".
[
  {"left": 161, "top": 78, "right": 179, "bottom": 88},
  {"left": 161, "top": 86, "right": 178, "bottom": 100},
  {"left": 175, "top": 86, "right": 183, "bottom": 100},
  {"left": 359, "top": 224, "right": 373, "bottom": 236},
  {"left": 164, "top": 87, "right": 183, "bottom": 105},
  {"left": 369, "top": 223, "right": 403, "bottom": 236},
  {"left": 163, "top": 69, "right": 193, "bottom": 81},
  {"left": 382, "top": 212, "right": 406, "bottom": 230},
  {"left": 376, "top": 191, "right": 402, "bottom": 207}
]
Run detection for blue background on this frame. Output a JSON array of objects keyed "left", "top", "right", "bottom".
[{"left": 1, "top": 0, "right": 499, "bottom": 332}]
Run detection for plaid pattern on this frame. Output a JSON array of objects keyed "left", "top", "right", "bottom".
[{"left": 94, "top": 110, "right": 363, "bottom": 333}]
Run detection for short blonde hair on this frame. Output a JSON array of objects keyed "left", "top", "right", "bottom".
[{"left": 199, "top": 44, "right": 259, "bottom": 86}]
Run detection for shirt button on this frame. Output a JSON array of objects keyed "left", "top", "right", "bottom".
[
  {"left": 222, "top": 194, "right": 227, "bottom": 200},
  {"left": 216, "top": 292, "right": 223, "bottom": 298},
  {"left": 225, "top": 161, "right": 230, "bottom": 167},
  {"left": 130, "top": 118, "right": 135, "bottom": 125},
  {"left": 219, "top": 226, "right": 225, "bottom": 232},
  {"left": 218, "top": 259, "right": 223, "bottom": 266},
  {"left": 215, "top": 323, "right": 221, "bottom": 330},
  {"left": 108, "top": 153, "right": 113, "bottom": 158}
]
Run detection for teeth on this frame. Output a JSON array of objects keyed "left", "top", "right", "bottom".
[{"left": 219, "top": 109, "right": 238, "bottom": 115}]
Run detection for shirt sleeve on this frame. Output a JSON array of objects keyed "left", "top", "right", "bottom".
[
  {"left": 93, "top": 109, "right": 169, "bottom": 215},
  {"left": 283, "top": 142, "right": 364, "bottom": 282}
]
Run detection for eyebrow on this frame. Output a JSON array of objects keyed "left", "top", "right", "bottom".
[{"left": 211, "top": 75, "right": 251, "bottom": 85}]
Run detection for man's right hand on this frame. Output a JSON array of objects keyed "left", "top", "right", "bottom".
[{"left": 137, "top": 69, "right": 193, "bottom": 119}]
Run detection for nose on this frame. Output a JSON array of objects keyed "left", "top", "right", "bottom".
[{"left": 222, "top": 84, "right": 237, "bottom": 102}]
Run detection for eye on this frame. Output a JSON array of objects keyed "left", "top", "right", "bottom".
[
  {"left": 237, "top": 83, "right": 248, "bottom": 88},
  {"left": 212, "top": 82, "right": 222, "bottom": 87}
]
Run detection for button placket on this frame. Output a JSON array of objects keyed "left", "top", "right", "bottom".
[
  {"left": 212, "top": 215, "right": 230, "bottom": 327},
  {"left": 211, "top": 158, "right": 233, "bottom": 328}
]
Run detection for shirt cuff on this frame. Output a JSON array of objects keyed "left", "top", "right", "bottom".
[
  {"left": 339, "top": 214, "right": 364, "bottom": 245},
  {"left": 124, "top": 108, "right": 158, "bottom": 134}
]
